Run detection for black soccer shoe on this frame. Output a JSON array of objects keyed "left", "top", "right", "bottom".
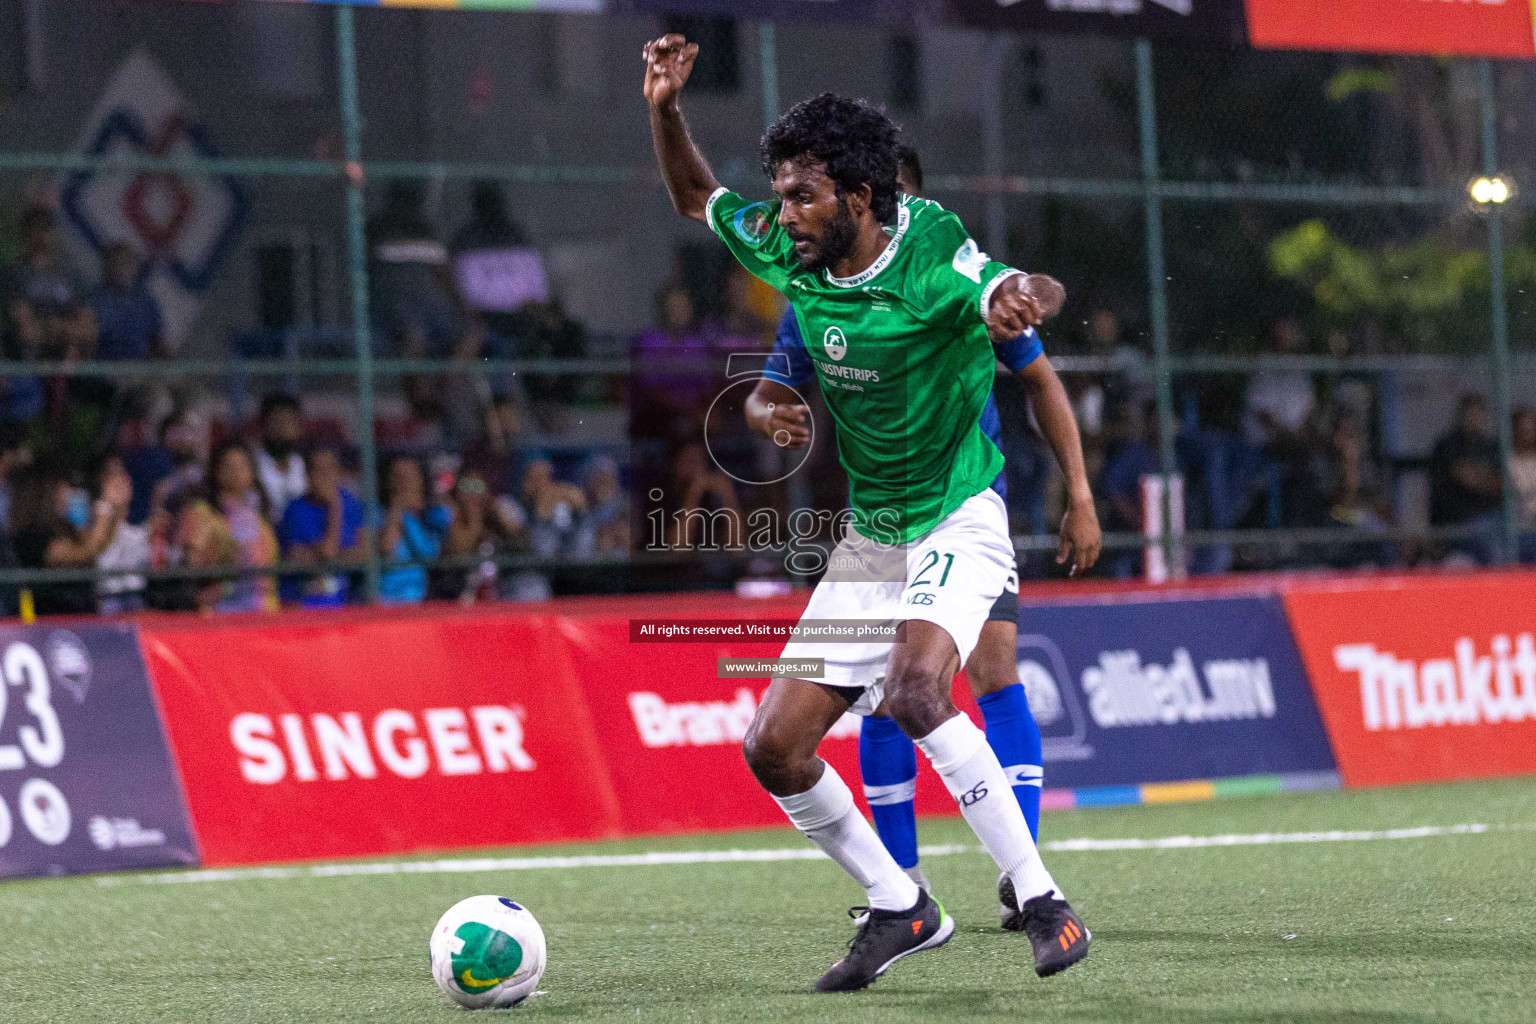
[
  {"left": 853, "top": 867, "right": 931, "bottom": 927},
  {"left": 815, "top": 889, "right": 955, "bottom": 993},
  {"left": 1020, "top": 889, "right": 1091, "bottom": 977},
  {"left": 998, "top": 873, "right": 1025, "bottom": 932}
]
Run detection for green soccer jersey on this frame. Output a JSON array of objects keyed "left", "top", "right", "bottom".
[{"left": 707, "top": 187, "right": 1021, "bottom": 543}]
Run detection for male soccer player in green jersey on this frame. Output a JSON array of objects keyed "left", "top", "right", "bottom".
[
  {"left": 747, "top": 145, "right": 1101, "bottom": 934},
  {"left": 643, "top": 35, "right": 1092, "bottom": 990}
]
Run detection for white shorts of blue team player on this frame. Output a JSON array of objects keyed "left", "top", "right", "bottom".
[{"left": 778, "top": 488, "right": 1017, "bottom": 715}]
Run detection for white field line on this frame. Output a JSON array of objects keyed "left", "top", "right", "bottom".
[
  {"left": 1043, "top": 822, "right": 1490, "bottom": 851},
  {"left": 96, "top": 823, "right": 1515, "bottom": 887}
]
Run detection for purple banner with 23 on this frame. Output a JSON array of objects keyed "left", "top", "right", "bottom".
[{"left": 0, "top": 624, "right": 198, "bottom": 879}]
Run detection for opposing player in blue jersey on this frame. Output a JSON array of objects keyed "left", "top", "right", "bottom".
[{"left": 745, "top": 145, "right": 1101, "bottom": 930}]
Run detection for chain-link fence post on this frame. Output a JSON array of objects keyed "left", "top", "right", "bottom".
[
  {"left": 1479, "top": 59, "right": 1519, "bottom": 564},
  {"left": 758, "top": 21, "right": 780, "bottom": 131},
  {"left": 1136, "top": 39, "right": 1178, "bottom": 576},
  {"left": 336, "top": 4, "right": 381, "bottom": 602}
]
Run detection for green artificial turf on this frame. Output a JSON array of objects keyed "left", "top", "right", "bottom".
[{"left": 0, "top": 776, "right": 1531, "bottom": 1023}]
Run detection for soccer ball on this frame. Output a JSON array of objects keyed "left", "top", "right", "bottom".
[{"left": 429, "top": 895, "right": 547, "bottom": 1009}]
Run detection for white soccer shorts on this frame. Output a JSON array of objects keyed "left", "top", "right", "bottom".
[{"left": 777, "top": 488, "right": 1014, "bottom": 715}]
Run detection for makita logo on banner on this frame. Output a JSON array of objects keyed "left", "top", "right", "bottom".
[
  {"left": 230, "top": 707, "right": 535, "bottom": 784},
  {"left": 629, "top": 689, "right": 859, "bottom": 748},
  {"left": 1081, "top": 648, "right": 1276, "bottom": 728},
  {"left": 1334, "top": 636, "right": 1536, "bottom": 731}
]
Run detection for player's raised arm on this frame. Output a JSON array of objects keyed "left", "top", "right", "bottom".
[{"left": 642, "top": 34, "right": 720, "bottom": 223}]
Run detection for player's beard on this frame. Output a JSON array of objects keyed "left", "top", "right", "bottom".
[{"left": 790, "top": 195, "right": 858, "bottom": 274}]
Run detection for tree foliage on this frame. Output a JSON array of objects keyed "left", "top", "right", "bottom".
[{"left": 1267, "top": 216, "right": 1532, "bottom": 353}]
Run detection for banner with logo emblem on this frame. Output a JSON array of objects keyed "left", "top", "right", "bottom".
[
  {"left": 1282, "top": 573, "right": 1536, "bottom": 788},
  {"left": 0, "top": 624, "right": 198, "bottom": 879},
  {"left": 60, "top": 50, "right": 246, "bottom": 351},
  {"left": 1011, "top": 594, "right": 1336, "bottom": 788},
  {"left": 140, "top": 610, "right": 623, "bottom": 866}
]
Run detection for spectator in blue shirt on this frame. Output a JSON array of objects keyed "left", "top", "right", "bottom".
[
  {"left": 277, "top": 446, "right": 368, "bottom": 607},
  {"left": 92, "top": 243, "right": 164, "bottom": 361},
  {"left": 377, "top": 455, "right": 448, "bottom": 604}
]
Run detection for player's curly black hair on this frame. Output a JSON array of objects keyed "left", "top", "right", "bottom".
[{"left": 761, "top": 93, "right": 901, "bottom": 223}]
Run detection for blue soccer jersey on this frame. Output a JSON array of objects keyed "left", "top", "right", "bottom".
[{"left": 765, "top": 306, "right": 1042, "bottom": 500}]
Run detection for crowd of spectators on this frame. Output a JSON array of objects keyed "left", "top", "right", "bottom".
[
  {"left": 3, "top": 192, "right": 1534, "bottom": 616},
  {"left": 627, "top": 281, "right": 1536, "bottom": 584},
  {"left": 0, "top": 189, "right": 631, "bottom": 618},
  {"left": 0, "top": 390, "right": 632, "bottom": 617},
  {"left": 0, "top": 206, "right": 165, "bottom": 464},
  {"left": 362, "top": 178, "right": 600, "bottom": 447},
  {"left": 1076, "top": 314, "right": 1536, "bottom": 577}
]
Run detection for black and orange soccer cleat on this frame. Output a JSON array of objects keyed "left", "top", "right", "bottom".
[
  {"left": 1019, "top": 890, "right": 1091, "bottom": 977},
  {"left": 814, "top": 889, "right": 955, "bottom": 993}
]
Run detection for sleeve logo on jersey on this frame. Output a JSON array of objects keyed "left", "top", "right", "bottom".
[
  {"left": 822, "top": 326, "right": 848, "bottom": 361},
  {"left": 952, "top": 238, "right": 988, "bottom": 284},
  {"left": 732, "top": 203, "right": 774, "bottom": 246}
]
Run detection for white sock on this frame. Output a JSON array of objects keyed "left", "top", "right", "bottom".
[
  {"left": 915, "top": 713, "right": 1062, "bottom": 906},
  {"left": 773, "top": 764, "right": 922, "bottom": 912}
]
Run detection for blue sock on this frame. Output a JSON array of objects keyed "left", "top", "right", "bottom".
[
  {"left": 857, "top": 714, "right": 920, "bottom": 869},
  {"left": 976, "top": 683, "right": 1044, "bottom": 840}
]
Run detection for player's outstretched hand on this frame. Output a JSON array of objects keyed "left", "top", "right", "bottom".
[
  {"left": 643, "top": 34, "right": 699, "bottom": 107},
  {"left": 763, "top": 401, "right": 811, "bottom": 449},
  {"left": 984, "top": 274, "right": 1046, "bottom": 343},
  {"left": 1057, "top": 498, "right": 1102, "bottom": 577}
]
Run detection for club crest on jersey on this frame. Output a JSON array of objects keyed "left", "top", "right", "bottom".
[
  {"left": 952, "top": 238, "right": 988, "bottom": 283},
  {"left": 823, "top": 326, "right": 848, "bottom": 361},
  {"left": 732, "top": 203, "right": 773, "bottom": 246}
]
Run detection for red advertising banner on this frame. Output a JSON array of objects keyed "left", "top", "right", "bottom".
[
  {"left": 554, "top": 595, "right": 967, "bottom": 837},
  {"left": 138, "top": 593, "right": 992, "bottom": 867},
  {"left": 1283, "top": 572, "right": 1536, "bottom": 787},
  {"left": 140, "top": 609, "right": 623, "bottom": 866},
  {"left": 1245, "top": 0, "right": 1535, "bottom": 58},
  {"left": 130, "top": 570, "right": 1536, "bottom": 871}
]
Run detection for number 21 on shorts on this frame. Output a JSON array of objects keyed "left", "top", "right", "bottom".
[{"left": 905, "top": 550, "right": 953, "bottom": 604}]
